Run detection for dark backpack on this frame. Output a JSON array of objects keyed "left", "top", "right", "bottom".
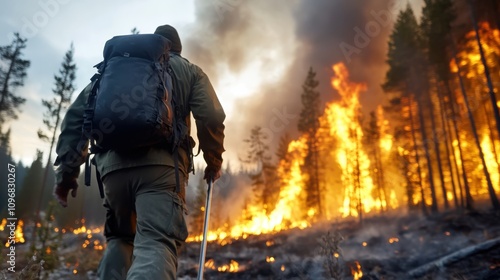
[
  {"left": 82, "top": 34, "right": 186, "bottom": 196},
  {"left": 83, "top": 33, "right": 175, "bottom": 151}
]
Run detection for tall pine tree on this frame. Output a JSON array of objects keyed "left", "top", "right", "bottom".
[
  {"left": 17, "top": 150, "right": 45, "bottom": 219},
  {"left": 383, "top": 5, "right": 439, "bottom": 214},
  {"left": 36, "top": 44, "right": 77, "bottom": 231},
  {"left": 0, "top": 33, "right": 30, "bottom": 124},
  {"left": 297, "top": 67, "right": 323, "bottom": 218}
]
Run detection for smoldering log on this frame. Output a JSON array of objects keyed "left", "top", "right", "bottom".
[{"left": 407, "top": 237, "right": 500, "bottom": 278}]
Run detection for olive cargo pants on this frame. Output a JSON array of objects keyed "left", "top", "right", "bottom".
[{"left": 97, "top": 166, "right": 188, "bottom": 280}]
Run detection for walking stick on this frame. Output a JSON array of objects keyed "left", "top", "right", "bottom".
[{"left": 197, "top": 179, "right": 214, "bottom": 280}]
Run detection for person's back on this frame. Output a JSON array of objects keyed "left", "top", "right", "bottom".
[{"left": 53, "top": 24, "right": 225, "bottom": 280}]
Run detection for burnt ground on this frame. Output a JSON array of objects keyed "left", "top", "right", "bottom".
[
  {"left": 178, "top": 209, "right": 500, "bottom": 280},
  {"left": 1, "top": 208, "right": 500, "bottom": 279}
]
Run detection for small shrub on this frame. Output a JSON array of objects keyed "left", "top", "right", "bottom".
[{"left": 320, "top": 230, "right": 344, "bottom": 280}]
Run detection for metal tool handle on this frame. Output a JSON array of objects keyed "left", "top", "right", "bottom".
[{"left": 197, "top": 179, "right": 214, "bottom": 280}]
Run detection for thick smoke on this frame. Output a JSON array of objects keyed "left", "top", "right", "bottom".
[
  {"left": 183, "top": 0, "right": 404, "bottom": 167},
  {"left": 183, "top": 0, "right": 301, "bottom": 165},
  {"left": 293, "top": 0, "right": 398, "bottom": 111}
]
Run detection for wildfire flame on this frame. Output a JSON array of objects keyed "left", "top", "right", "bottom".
[
  {"left": 389, "top": 237, "right": 399, "bottom": 244},
  {"left": 450, "top": 21, "right": 500, "bottom": 195},
  {"left": 3, "top": 220, "right": 25, "bottom": 247},
  {"left": 204, "top": 259, "right": 239, "bottom": 273},
  {"left": 188, "top": 62, "right": 401, "bottom": 243},
  {"left": 187, "top": 23, "right": 500, "bottom": 243},
  {"left": 351, "top": 261, "right": 363, "bottom": 280},
  {"left": 320, "top": 63, "right": 380, "bottom": 217}
]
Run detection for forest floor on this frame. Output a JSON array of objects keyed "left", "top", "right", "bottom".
[
  {"left": 178, "top": 207, "right": 500, "bottom": 280},
  {"left": 1, "top": 207, "right": 500, "bottom": 279}
]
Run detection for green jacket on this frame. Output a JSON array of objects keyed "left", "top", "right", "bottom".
[{"left": 55, "top": 53, "right": 225, "bottom": 180}]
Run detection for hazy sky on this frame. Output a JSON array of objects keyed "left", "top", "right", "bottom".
[
  {"left": 1, "top": 0, "right": 424, "bottom": 168},
  {"left": 1, "top": 0, "right": 200, "bottom": 165}
]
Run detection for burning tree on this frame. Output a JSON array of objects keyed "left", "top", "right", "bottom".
[
  {"left": 449, "top": 21, "right": 500, "bottom": 210},
  {"left": 298, "top": 67, "right": 324, "bottom": 219},
  {"left": 381, "top": 0, "right": 500, "bottom": 215},
  {"left": 317, "top": 63, "right": 386, "bottom": 221},
  {"left": 364, "top": 110, "right": 389, "bottom": 213},
  {"left": 384, "top": 5, "right": 442, "bottom": 214}
]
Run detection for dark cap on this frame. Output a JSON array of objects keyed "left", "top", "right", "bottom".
[{"left": 154, "top": 24, "right": 182, "bottom": 53}]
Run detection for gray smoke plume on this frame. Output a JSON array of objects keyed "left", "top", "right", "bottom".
[{"left": 182, "top": 0, "right": 406, "bottom": 165}]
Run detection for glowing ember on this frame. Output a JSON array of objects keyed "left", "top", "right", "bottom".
[
  {"left": 266, "top": 256, "right": 275, "bottom": 263},
  {"left": 69, "top": 224, "right": 105, "bottom": 251},
  {"left": 362, "top": 242, "right": 367, "bottom": 247},
  {"left": 204, "top": 259, "right": 239, "bottom": 273},
  {"left": 204, "top": 259, "right": 216, "bottom": 270},
  {"left": 73, "top": 225, "right": 87, "bottom": 234},
  {"left": 0, "top": 219, "right": 6, "bottom": 231},
  {"left": 217, "top": 260, "right": 239, "bottom": 272},
  {"left": 389, "top": 237, "right": 399, "bottom": 244}
]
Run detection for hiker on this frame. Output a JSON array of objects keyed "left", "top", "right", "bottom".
[{"left": 53, "top": 24, "right": 225, "bottom": 279}]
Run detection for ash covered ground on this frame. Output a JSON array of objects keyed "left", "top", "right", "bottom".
[
  {"left": 2, "top": 209, "right": 500, "bottom": 279},
  {"left": 178, "top": 209, "right": 500, "bottom": 280}
]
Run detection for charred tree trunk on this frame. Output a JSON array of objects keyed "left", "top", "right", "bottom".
[
  {"left": 446, "top": 83, "right": 470, "bottom": 209},
  {"left": 437, "top": 85, "right": 460, "bottom": 209},
  {"left": 371, "top": 149, "right": 384, "bottom": 213},
  {"left": 404, "top": 157, "right": 416, "bottom": 212},
  {"left": 354, "top": 128, "right": 363, "bottom": 224},
  {"left": 312, "top": 138, "right": 323, "bottom": 218},
  {"left": 417, "top": 97, "right": 439, "bottom": 213},
  {"left": 375, "top": 147, "right": 388, "bottom": 212},
  {"left": 408, "top": 237, "right": 500, "bottom": 278},
  {"left": 429, "top": 97, "right": 449, "bottom": 209},
  {"left": 409, "top": 98, "right": 428, "bottom": 216}
]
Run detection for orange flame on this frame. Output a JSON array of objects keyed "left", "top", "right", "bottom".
[
  {"left": 204, "top": 259, "right": 239, "bottom": 273},
  {"left": 4, "top": 220, "right": 25, "bottom": 247},
  {"left": 351, "top": 261, "right": 363, "bottom": 280},
  {"left": 320, "top": 63, "right": 379, "bottom": 217},
  {"left": 188, "top": 62, "right": 400, "bottom": 243},
  {"left": 450, "top": 22, "right": 500, "bottom": 196}
]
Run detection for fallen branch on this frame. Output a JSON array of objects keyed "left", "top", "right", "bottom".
[{"left": 408, "top": 237, "right": 500, "bottom": 278}]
